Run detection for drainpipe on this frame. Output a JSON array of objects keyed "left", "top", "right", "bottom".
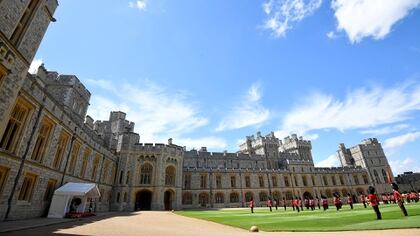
[{"left": 4, "top": 90, "right": 47, "bottom": 220}]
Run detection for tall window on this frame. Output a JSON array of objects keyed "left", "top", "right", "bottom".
[
  {"left": 18, "top": 173, "right": 37, "bottom": 201},
  {"left": 68, "top": 141, "right": 81, "bottom": 175},
  {"left": 331, "top": 176, "right": 337, "bottom": 186},
  {"left": 230, "top": 176, "right": 236, "bottom": 188},
  {"left": 259, "top": 192, "right": 268, "bottom": 202},
  {"left": 165, "top": 166, "right": 176, "bottom": 186},
  {"left": 102, "top": 161, "right": 109, "bottom": 183},
  {"left": 52, "top": 131, "right": 69, "bottom": 169},
  {"left": 245, "top": 192, "right": 253, "bottom": 202},
  {"left": 199, "top": 193, "right": 209, "bottom": 207},
  {"left": 302, "top": 176, "right": 308, "bottom": 186},
  {"left": 284, "top": 176, "right": 290, "bottom": 187},
  {"left": 11, "top": 0, "right": 41, "bottom": 45},
  {"left": 323, "top": 176, "right": 328, "bottom": 186},
  {"left": 216, "top": 175, "right": 222, "bottom": 189},
  {"left": 272, "top": 176, "right": 278, "bottom": 187},
  {"left": 339, "top": 176, "right": 344, "bottom": 185},
  {"left": 31, "top": 117, "right": 54, "bottom": 162},
  {"left": 91, "top": 154, "right": 101, "bottom": 181},
  {"left": 140, "top": 163, "right": 153, "bottom": 185},
  {"left": 182, "top": 192, "right": 193, "bottom": 205},
  {"left": 353, "top": 174, "right": 360, "bottom": 185},
  {"left": 259, "top": 176, "right": 264, "bottom": 187},
  {"left": 230, "top": 192, "right": 239, "bottom": 203},
  {"left": 0, "top": 98, "right": 32, "bottom": 153},
  {"left": 119, "top": 170, "right": 124, "bottom": 184},
  {"left": 373, "top": 170, "right": 380, "bottom": 183},
  {"left": 311, "top": 176, "right": 316, "bottom": 186},
  {"left": 43, "top": 179, "right": 57, "bottom": 201},
  {"left": 215, "top": 192, "right": 224, "bottom": 203},
  {"left": 294, "top": 176, "right": 298, "bottom": 186},
  {"left": 245, "top": 176, "right": 251, "bottom": 188},
  {"left": 362, "top": 174, "right": 369, "bottom": 184},
  {"left": 126, "top": 171, "right": 130, "bottom": 184},
  {"left": 200, "top": 175, "right": 207, "bottom": 189},
  {"left": 382, "top": 169, "right": 388, "bottom": 183},
  {"left": 79, "top": 148, "right": 91, "bottom": 178},
  {"left": 0, "top": 166, "right": 10, "bottom": 195},
  {"left": 184, "top": 174, "right": 191, "bottom": 189}
]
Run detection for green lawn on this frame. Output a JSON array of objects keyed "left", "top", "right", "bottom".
[{"left": 176, "top": 203, "right": 420, "bottom": 232}]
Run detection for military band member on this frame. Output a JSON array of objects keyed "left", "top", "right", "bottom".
[
  {"left": 283, "top": 197, "right": 287, "bottom": 211},
  {"left": 316, "top": 196, "right": 321, "bottom": 209},
  {"left": 333, "top": 193, "right": 342, "bottom": 211},
  {"left": 249, "top": 197, "right": 255, "bottom": 214},
  {"left": 267, "top": 198, "right": 273, "bottom": 212},
  {"left": 347, "top": 193, "right": 353, "bottom": 210},
  {"left": 304, "top": 198, "right": 310, "bottom": 210},
  {"left": 368, "top": 186, "right": 382, "bottom": 220},
  {"left": 360, "top": 193, "right": 367, "bottom": 208},
  {"left": 309, "top": 198, "right": 315, "bottom": 211},
  {"left": 294, "top": 197, "right": 300, "bottom": 213},
  {"left": 392, "top": 183, "right": 408, "bottom": 216},
  {"left": 299, "top": 197, "right": 304, "bottom": 211},
  {"left": 321, "top": 195, "right": 329, "bottom": 211}
]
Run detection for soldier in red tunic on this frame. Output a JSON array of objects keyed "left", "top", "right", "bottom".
[
  {"left": 368, "top": 186, "right": 382, "bottom": 220},
  {"left": 249, "top": 197, "right": 255, "bottom": 213},
  {"left": 299, "top": 197, "right": 304, "bottom": 211},
  {"left": 304, "top": 198, "right": 310, "bottom": 210},
  {"left": 316, "top": 196, "right": 321, "bottom": 209},
  {"left": 321, "top": 195, "right": 329, "bottom": 211},
  {"left": 333, "top": 193, "right": 342, "bottom": 211},
  {"left": 267, "top": 198, "right": 273, "bottom": 212},
  {"left": 294, "top": 197, "right": 300, "bottom": 213},
  {"left": 392, "top": 183, "right": 408, "bottom": 216},
  {"left": 309, "top": 198, "right": 315, "bottom": 211},
  {"left": 360, "top": 193, "right": 367, "bottom": 208},
  {"left": 275, "top": 198, "right": 279, "bottom": 210},
  {"left": 283, "top": 197, "right": 287, "bottom": 211},
  {"left": 347, "top": 193, "right": 353, "bottom": 210}
]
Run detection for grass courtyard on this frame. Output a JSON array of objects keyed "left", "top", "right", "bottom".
[{"left": 176, "top": 203, "right": 420, "bottom": 232}]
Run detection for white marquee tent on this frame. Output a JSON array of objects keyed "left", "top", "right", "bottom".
[{"left": 47, "top": 182, "right": 100, "bottom": 218}]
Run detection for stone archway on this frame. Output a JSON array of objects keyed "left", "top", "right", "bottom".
[
  {"left": 303, "top": 191, "right": 313, "bottom": 199},
  {"left": 164, "top": 190, "right": 174, "bottom": 210},
  {"left": 135, "top": 190, "right": 152, "bottom": 211}
]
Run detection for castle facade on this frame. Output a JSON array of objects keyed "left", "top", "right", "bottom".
[{"left": 0, "top": 0, "right": 394, "bottom": 220}]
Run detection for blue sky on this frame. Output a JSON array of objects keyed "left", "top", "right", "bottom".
[{"left": 31, "top": 0, "right": 420, "bottom": 175}]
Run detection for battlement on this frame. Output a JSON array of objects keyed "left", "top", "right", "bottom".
[
  {"left": 314, "top": 166, "right": 365, "bottom": 173},
  {"left": 281, "top": 134, "right": 311, "bottom": 147}
]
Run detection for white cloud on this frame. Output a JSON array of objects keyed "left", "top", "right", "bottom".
[
  {"left": 389, "top": 157, "right": 420, "bottom": 175},
  {"left": 326, "top": 31, "right": 337, "bottom": 39},
  {"left": 129, "top": 0, "right": 147, "bottom": 10},
  {"left": 86, "top": 79, "right": 208, "bottom": 143},
  {"left": 331, "top": 0, "right": 420, "bottom": 43},
  {"left": 279, "top": 82, "right": 420, "bottom": 135},
  {"left": 216, "top": 82, "right": 270, "bottom": 131},
  {"left": 262, "top": 0, "right": 323, "bottom": 37},
  {"left": 175, "top": 137, "right": 227, "bottom": 151},
  {"left": 383, "top": 131, "right": 420, "bottom": 150},
  {"left": 315, "top": 154, "right": 340, "bottom": 167},
  {"left": 28, "top": 59, "right": 43, "bottom": 74},
  {"left": 360, "top": 124, "right": 409, "bottom": 136}
]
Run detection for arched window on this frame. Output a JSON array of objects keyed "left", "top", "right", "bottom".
[
  {"left": 373, "top": 170, "right": 380, "bottom": 183},
  {"left": 230, "top": 192, "right": 239, "bottom": 203},
  {"left": 165, "top": 166, "right": 176, "bottom": 186},
  {"left": 198, "top": 192, "right": 209, "bottom": 207},
  {"left": 272, "top": 191, "right": 281, "bottom": 200},
  {"left": 215, "top": 192, "right": 224, "bottom": 204},
  {"left": 382, "top": 169, "right": 388, "bottom": 183},
  {"left": 326, "top": 189, "right": 332, "bottom": 198},
  {"left": 123, "top": 192, "right": 127, "bottom": 202},
  {"left": 182, "top": 192, "right": 193, "bottom": 205},
  {"left": 285, "top": 191, "right": 293, "bottom": 200},
  {"left": 259, "top": 192, "right": 268, "bottom": 202},
  {"left": 245, "top": 192, "right": 253, "bottom": 202},
  {"left": 140, "top": 163, "right": 153, "bottom": 185}
]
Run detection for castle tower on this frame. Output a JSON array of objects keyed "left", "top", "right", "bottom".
[
  {"left": 337, "top": 143, "right": 355, "bottom": 167},
  {"left": 280, "top": 134, "right": 313, "bottom": 163},
  {"left": 0, "top": 0, "right": 58, "bottom": 139}
]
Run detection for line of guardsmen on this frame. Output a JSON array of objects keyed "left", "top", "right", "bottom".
[{"left": 248, "top": 183, "right": 419, "bottom": 220}]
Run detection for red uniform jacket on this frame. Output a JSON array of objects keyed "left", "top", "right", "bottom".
[
  {"left": 267, "top": 200, "right": 273, "bottom": 207},
  {"left": 333, "top": 197, "right": 341, "bottom": 205},
  {"left": 347, "top": 197, "right": 353, "bottom": 204},
  {"left": 393, "top": 190, "right": 402, "bottom": 202},
  {"left": 360, "top": 195, "right": 366, "bottom": 202},
  {"left": 322, "top": 199, "right": 328, "bottom": 205},
  {"left": 249, "top": 200, "right": 254, "bottom": 208},
  {"left": 368, "top": 194, "right": 378, "bottom": 207}
]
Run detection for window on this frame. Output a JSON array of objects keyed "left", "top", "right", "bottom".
[
  {"left": 272, "top": 176, "right": 278, "bottom": 187},
  {"left": 353, "top": 174, "right": 360, "bottom": 185},
  {"left": 245, "top": 176, "right": 251, "bottom": 188},
  {"left": 182, "top": 192, "right": 193, "bottom": 204},
  {"left": 331, "top": 176, "right": 336, "bottom": 186},
  {"left": 79, "top": 148, "right": 91, "bottom": 178},
  {"left": 123, "top": 192, "right": 127, "bottom": 202},
  {"left": 140, "top": 163, "right": 153, "bottom": 185},
  {"left": 259, "top": 176, "right": 264, "bottom": 187},
  {"left": 215, "top": 192, "right": 224, "bottom": 203},
  {"left": 245, "top": 192, "right": 253, "bottom": 202},
  {"left": 91, "top": 154, "right": 101, "bottom": 181},
  {"left": 200, "top": 175, "right": 207, "bottom": 188},
  {"left": 198, "top": 192, "right": 209, "bottom": 207},
  {"left": 119, "top": 170, "right": 124, "bottom": 184},
  {"left": 102, "top": 161, "right": 109, "bottom": 183},
  {"left": 230, "top": 192, "right": 239, "bottom": 203},
  {"left": 68, "top": 141, "right": 81, "bottom": 175},
  {"left": 184, "top": 174, "right": 191, "bottom": 189},
  {"left": 230, "top": 176, "right": 236, "bottom": 188},
  {"left": 165, "top": 166, "right": 176, "bottom": 186},
  {"left": 326, "top": 189, "right": 332, "bottom": 198},
  {"left": 294, "top": 176, "right": 298, "bottom": 186},
  {"left": 259, "top": 192, "right": 268, "bottom": 202},
  {"left": 111, "top": 164, "right": 117, "bottom": 184},
  {"left": 126, "top": 171, "right": 130, "bottom": 184},
  {"left": 11, "top": 0, "right": 42, "bottom": 45},
  {"left": 52, "top": 131, "right": 69, "bottom": 169},
  {"left": 116, "top": 192, "right": 121, "bottom": 203},
  {"left": 382, "top": 169, "right": 388, "bottom": 183},
  {"left": 362, "top": 174, "right": 369, "bottom": 185},
  {"left": 216, "top": 175, "right": 222, "bottom": 189},
  {"left": 339, "top": 176, "right": 344, "bottom": 185},
  {"left": 311, "top": 176, "right": 316, "bottom": 186},
  {"left": 284, "top": 176, "right": 290, "bottom": 187},
  {"left": 31, "top": 117, "right": 54, "bottom": 162},
  {"left": 43, "top": 179, "right": 57, "bottom": 201},
  {"left": 0, "top": 98, "right": 32, "bottom": 153},
  {"left": 285, "top": 191, "right": 293, "bottom": 200},
  {"left": 323, "top": 176, "right": 328, "bottom": 186},
  {"left": 18, "top": 173, "right": 37, "bottom": 201},
  {"left": 302, "top": 176, "right": 308, "bottom": 186},
  {"left": 373, "top": 170, "right": 380, "bottom": 183},
  {"left": 0, "top": 166, "right": 10, "bottom": 195}
]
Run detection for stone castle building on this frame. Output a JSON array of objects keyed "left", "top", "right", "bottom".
[{"left": 0, "top": 0, "right": 395, "bottom": 221}]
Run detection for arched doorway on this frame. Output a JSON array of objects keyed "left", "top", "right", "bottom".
[
  {"left": 135, "top": 190, "right": 152, "bottom": 211},
  {"left": 303, "top": 191, "right": 313, "bottom": 199},
  {"left": 164, "top": 190, "right": 173, "bottom": 210}
]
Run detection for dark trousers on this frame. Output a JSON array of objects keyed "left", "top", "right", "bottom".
[
  {"left": 362, "top": 202, "right": 367, "bottom": 208},
  {"left": 284, "top": 205, "right": 286, "bottom": 211},
  {"left": 296, "top": 206, "right": 300, "bottom": 212},
  {"left": 398, "top": 202, "right": 408, "bottom": 216},
  {"left": 372, "top": 205, "right": 382, "bottom": 220},
  {"left": 318, "top": 204, "right": 320, "bottom": 209},
  {"left": 292, "top": 205, "right": 295, "bottom": 211},
  {"left": 251, "top": 207, "right": 254, "bottom": 213},
  {"left": 323, "top": 205, "right": 328, "bottom": 211},
  {"left": 275, "top": 206, "right": 278, "bottom": 210},
  {"left": 269, "top": 206, "right": 272, "bottom": 212},
  {"left": 349, "top": 203, "right": 353, "bottom": 209}
]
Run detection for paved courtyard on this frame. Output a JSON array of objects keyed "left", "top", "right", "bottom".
[{"left": 1, "top": 211, "right": 420, "bottom": 236}]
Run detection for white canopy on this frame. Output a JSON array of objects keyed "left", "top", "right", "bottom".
[{"left": 47, "top": 182, "right": 100, "bottom": 218}]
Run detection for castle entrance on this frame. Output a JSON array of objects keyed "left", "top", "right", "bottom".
[
  {"left": 135, "top": 190, "right": 152, "bottom": 211},
  {"left": 164, "top": 190, "right": 173, "bottom": 210},
  {"left": 303, "top": 191, "right": 313, "bottom": 199}
]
